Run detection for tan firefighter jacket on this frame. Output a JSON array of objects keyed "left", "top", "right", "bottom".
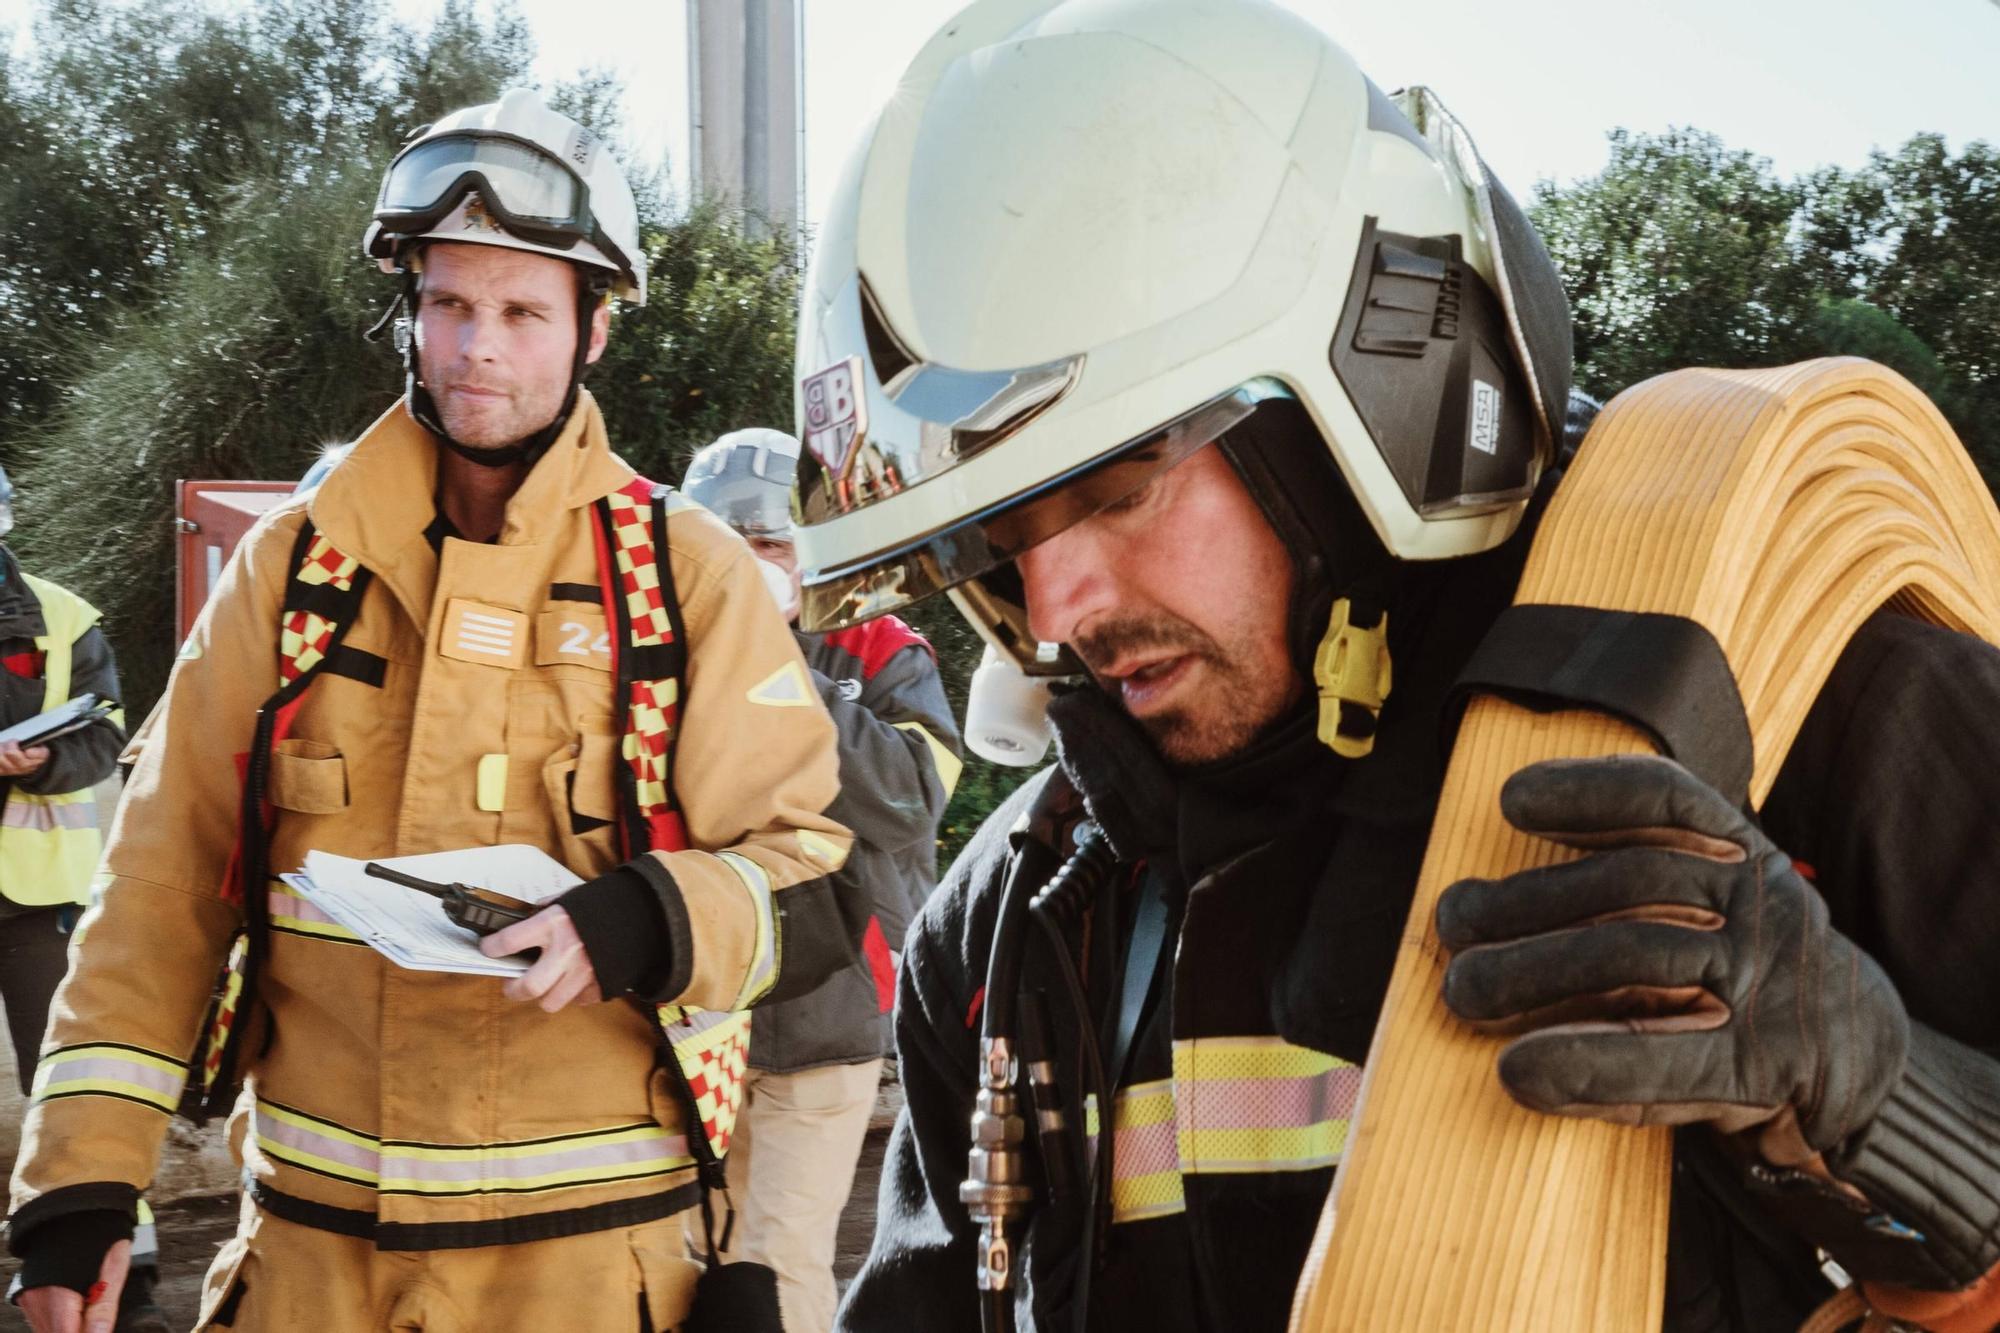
[{"left": 8, "top": 391, "right": 851, "bottom": 1250}]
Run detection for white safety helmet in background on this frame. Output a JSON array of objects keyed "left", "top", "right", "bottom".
[
  {"left": 682, "top": 429, "right": 802, "bottom": 540},
  {"left": 0, "top": 465, "right": 14, "bottom": 541},
  {"left": 364, "top": 88, "right": 646, "bottom": 305},
  {"left": 791, "top": 0, "right": 1571, "bottom": 667}
]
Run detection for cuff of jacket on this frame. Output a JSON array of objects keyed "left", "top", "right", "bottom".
[
  {"left": 1826, "top": 1020, "right": 2000, "bottom": 1292},
  {"left": 8, "top": 1184, "right": 138, "bottom": 1298},
  {"left": 561, "top": 858, "right": 692, "bottom": 1002}
]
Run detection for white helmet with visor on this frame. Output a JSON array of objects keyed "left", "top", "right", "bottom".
[
  {"left": 790, "top": 0, "right": 1571, "bottom": 673},
  {"left": 365, "top": 88, "right": 646, "bottom": 304},
  {"left": 682, "top": 429, "right": 802, "bottom": 541}
]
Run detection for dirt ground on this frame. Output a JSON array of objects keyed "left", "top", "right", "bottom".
[{"left": 0, "top": 1082, "right": 899, "bottom": 1331}]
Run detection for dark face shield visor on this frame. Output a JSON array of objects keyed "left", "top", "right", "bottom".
[
  {"left": 372, "top": 132, "right": 633, "bottom": 275},
  {"left": 799, "top": 380, "right": 1284, "bottom": 636}
]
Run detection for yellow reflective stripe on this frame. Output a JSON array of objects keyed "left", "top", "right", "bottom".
[
  {"left": 894, "top": 721, "right": 964, "bottom": 799},
  {"left": 796, "top": 828, "right": 845, "bottom": 871},
  {"left": 718, "top": 852, "right": 777, "bottom": 1008},
  {"left": 1178, "top": 1122, "right": 1351, "bottom": 1174},
  {"left": 32, "top": 1044, "right": 187, "bottom": 1114},
  {"left": 1174, "top": 1033, "right": 1346, "bottom": 1081},
  {"left": 1172, "top": 1036, "right": 1361, "bottom": 1176},
  {"left": 1079, "top": 1041, "right": 1364, "bottom": 1224}
]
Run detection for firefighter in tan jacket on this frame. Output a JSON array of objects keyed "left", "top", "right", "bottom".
[{"left": 9, "top": 90, "right": 851, "bottom": 1332}]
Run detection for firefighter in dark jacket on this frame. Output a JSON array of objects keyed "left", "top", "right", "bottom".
[
  {"left": 683, "top": 429, "right": 961, "bottom": 1333},
  {"left": 795, "top": 3, "right": 2000, "bottom": 1331}
]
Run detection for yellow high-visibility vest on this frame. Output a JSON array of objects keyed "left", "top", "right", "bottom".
[{"left": 0, "top": 573, "right": 120, "bottom": 907}]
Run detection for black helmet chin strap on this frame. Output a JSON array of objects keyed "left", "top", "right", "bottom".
[{"left": 367, "top": 264, "right": 609, "bottom": 471}]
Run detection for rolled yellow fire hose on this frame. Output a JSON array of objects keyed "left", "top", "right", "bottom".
[{"left": 1288, "top": 358, "right": 2000, "bottom": 1331}]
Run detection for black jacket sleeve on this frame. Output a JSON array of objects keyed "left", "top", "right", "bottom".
[
  {"left": 15, "top": 625, "right": 125, "bottom": 797},
  {"left": 836, "top": 777, "right": 1045, "bottom": 1333},
  {"left": 1754, "top": 611, "right": 2000, "bottom": 1292}
]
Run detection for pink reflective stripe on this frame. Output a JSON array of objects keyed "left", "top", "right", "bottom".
[
  {"left": 268, "top": 884, "right": 338, "bottom": 926},
  {"left": 36, "top": 1054, "right": 184, "bottom": 1101},
  {"left": 253, "top": 1099, "right": 694, "bottom": 1196},
  {"left": 258, "top": 1111, "right": 381, "bottom": 1179},
  {"left": 2, "top": 798, "right": 95, "bottom": 831},
  {"left": 380, "top": 1131, "right": 692, "bottom": 1186},
  {"left": 1110, "top": 1116, "right": 1178, "bottom": 1180},
  {"left": 1176, "top": 1065, "right": 1363, "bottom": 1132}
]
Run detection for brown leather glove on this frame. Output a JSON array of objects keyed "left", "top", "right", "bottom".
[{"left": 1436, "top": 754, "right": 1910, "bottom": 1169}]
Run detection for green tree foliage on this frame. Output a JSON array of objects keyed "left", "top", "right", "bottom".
[
  {"left": 0, "top": 0, "right": 804, "bottom": 721},
  {"left": 1530, "top": 129, "right": 1816, "bottom": 396},
  {"left": 1531, "top": 127, "right": 1997, "bottom": 477},
  {"left": 0, "top": 0, "right": 533, "bottom": 439}
]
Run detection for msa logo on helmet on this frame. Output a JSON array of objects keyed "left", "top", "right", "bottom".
[
  {"left": 1331, "top": 219, "right": 1538, "bottom": 515},
  {"left": 1470, "top": 380, "right": 1501, "bottom": 456},
  {"left": 802, "top": 357, "right": 866, "bottom": 480}
]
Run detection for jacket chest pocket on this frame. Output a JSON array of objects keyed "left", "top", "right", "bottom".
[
  {"left": 267, "top": 738, "right": 349, "bottom": 814},
  {"left": 537, "top": 713, "right": 620, "bottom": 876}
]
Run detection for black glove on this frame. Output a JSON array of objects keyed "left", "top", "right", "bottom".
[
  {"left": 559, "top": 859, "right": 688, "bottom": 1001},
  {"left": 1436, "top": 754, "right": 1910, "bottom": 1169}
]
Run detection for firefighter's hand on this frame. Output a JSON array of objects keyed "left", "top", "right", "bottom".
[
  {"left": 18, "top": 1238, "right": 129, "bottom": 1333},
  {"left": 1435, "top": 755, "right": 1909, "bottom": 1169},
  {"left": 0, "top": 740, "right": 50, "bottom": 776},
  {"left": 481, "top": 906, "right": 603, "bottom": 1012}
]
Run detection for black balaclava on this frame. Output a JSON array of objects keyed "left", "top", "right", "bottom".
[
  {"left": 1216, "top": 398, "right": 1399, "bottom": 679},
  {"left": 378, "top": 255, "right": 610, "bottom": 471},
  {"left": 1214, "top": 397, "right": 1549, "bottom": 767}
]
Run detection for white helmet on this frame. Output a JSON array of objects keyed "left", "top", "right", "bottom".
[
  {"left": 365, "top": 88, "right": 646, "bottom": 304},
  {"left": 683, "top": 429, "right": 802, "bottom": 540},
  {"left": 791, "top": 0, "right": 1569, "bottom": 663}
]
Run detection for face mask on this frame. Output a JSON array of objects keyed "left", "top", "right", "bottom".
[{"left": 758, "top": 555, "right": 800, "bottom": 621}]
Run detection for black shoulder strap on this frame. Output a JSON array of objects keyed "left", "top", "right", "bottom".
[{"left": 1446, "top": 604, "right": 1753, "bottom": 805}]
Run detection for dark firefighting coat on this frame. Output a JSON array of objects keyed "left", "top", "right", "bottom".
[
  {"left": 841, "top": 592, "right": 2000, "bottom": 1333},
  {"left": 747, "top": 621, "right": 961, "bottom": 1073}
]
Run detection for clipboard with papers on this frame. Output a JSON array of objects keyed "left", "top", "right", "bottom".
[
  {"left": 282, "top": 845, "right": 580, "bottom": 978},
  {"left": 0, "top": 692, "right": 116, "bottom": 748}
]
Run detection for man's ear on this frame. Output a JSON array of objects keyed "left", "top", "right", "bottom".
[{"left": 585, "top": 299, "right": 611, "bottom": 366}]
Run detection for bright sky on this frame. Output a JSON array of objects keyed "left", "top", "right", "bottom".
[
  {"left": 514, "top": 0, "right": 1999, "bottom": 222},
  {"left": 4, "top": 0, "right": 1996, "bottom": 223}
]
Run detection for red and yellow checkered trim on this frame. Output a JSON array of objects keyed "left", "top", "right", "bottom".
[
  {"left": 659, "top": 1005, "right": 752, "bottom": 1157},
  {"left": 602, "top": 481, "right": 681, "bottom": 828}
]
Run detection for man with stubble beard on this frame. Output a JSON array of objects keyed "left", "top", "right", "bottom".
[
  {"left": 9, "top": 90, "right": 855, "bottom": 1331},
  {"left": 812, "top": 4, "right": 2000, "bottom": 1331}
]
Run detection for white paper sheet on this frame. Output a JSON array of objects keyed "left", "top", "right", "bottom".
[{"left": 285, "top": 845, "right": 582, "bottom": 978}]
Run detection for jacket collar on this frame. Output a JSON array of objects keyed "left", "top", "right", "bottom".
[
  {"left": 1050, "top": 687, "right": 1341, "bottom": 885},
  {"left": 309, "top": 389, "right": 634, "bottom": 626},
  {"left": 0, "top": 546, "right": 42, "bottom": 640}
]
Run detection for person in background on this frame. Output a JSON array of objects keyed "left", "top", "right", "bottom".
[
  {"left": 0, "top": 467, "right": 156, "bottom": 1331},
  {"left": 683, "top": 428, "right": 961, "bottom": 1333}
]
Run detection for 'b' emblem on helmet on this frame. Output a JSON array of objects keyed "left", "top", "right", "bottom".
[{"left": 802, "top": 357, "right": 867, "bottom": 481}]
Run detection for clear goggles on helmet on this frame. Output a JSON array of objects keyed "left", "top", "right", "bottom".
[
  {"left": 684, "top": 436, "right": 799, "bottom": 540},
  {"left": 373, "top": 131, "right": 633, "bottom": 275},
  {"left": 683, "top": 471, "right": 794, "bottom": 541},
  {"left": 799, "top": 378, "right": 1289, "bottom": 636}
]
